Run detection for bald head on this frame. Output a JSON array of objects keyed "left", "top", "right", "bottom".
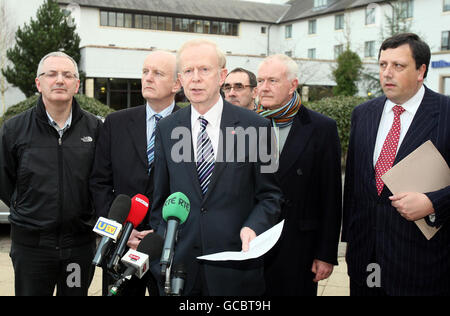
[{"left": 141, "top": 50, "right": 180, "bottom": 110}]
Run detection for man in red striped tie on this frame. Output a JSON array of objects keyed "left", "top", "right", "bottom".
[{"left": 343, "top": 33, "right": 450, "bottom": 296}]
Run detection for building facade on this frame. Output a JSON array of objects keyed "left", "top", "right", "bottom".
[{"left": 1, "top": 0, "right": 450, "bottom": 112}]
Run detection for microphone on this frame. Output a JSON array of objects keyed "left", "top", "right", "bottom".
[
  {"left": 108, "top": 233, "right": 164, "bottom": 296},
  {"left": 92, "top": 194, "right": 131, "bottom": 267},
  {"left": 170, "top": 263, "right": 187, "bottom": 296},
  {"left": 107, "top": 194, "right": 149, "bottom": 272},
  {"left": 160, "top": 192, "right": 190, "bottom": 278}
]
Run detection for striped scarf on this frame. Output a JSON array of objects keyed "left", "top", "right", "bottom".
[{"left": 256, "top": 91, "right": 301, "bottom": 128}]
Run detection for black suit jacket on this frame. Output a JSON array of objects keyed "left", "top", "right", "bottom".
[
  {"left": 89, "top": 104, "right": 179, "bottom": 222},
  {"left": 342, "top": 87, "right": 450, "bottom": 295},
  {"left": 150, "top": 100, "right": 282, "bottom": 296},
  {"left": 264, "top": 105, "right": 342, "bottom": 295}
]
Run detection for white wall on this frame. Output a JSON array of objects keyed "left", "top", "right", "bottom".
[{"left": 3, "top": 0, "right": 450, "bottom": 110}]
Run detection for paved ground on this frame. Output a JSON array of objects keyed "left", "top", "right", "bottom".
[{"left": 0, "top": 224, "right": 349, "bottom": 296}]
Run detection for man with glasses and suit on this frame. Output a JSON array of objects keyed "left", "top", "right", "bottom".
[{"left": 222, "top": 67, "right": 257, "bottom": 111}]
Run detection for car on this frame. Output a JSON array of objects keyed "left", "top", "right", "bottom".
[{"left": 0, "top": 201, "right": 9, "bottom": 224}]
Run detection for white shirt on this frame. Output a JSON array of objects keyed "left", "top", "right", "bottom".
[
  {"left": 191, "top": 97, "right": 223, "bottom": 162},
  {"left": 373, "top": 85, "right": 425, "bottom": 167},
  {"left": 146, "top": 102, "right": 175, "bottom": 146}
]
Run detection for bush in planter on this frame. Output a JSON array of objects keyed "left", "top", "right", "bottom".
[
  {"left": 0, "top": 94, "right": 114, "bottom": 127},
  {"left": 306, "top": 95, "right": 367, "bottom": 165}
]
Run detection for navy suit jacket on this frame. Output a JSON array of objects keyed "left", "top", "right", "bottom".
[
  {"left": 342, "top": 86, "right": 450, "bottom": 295},
  {"left": 150, "top": 101, "right": 282, "bottom": 296},
  {"left": 89, "top": 104, "right": 179, "bottom": 221},
  {"left": 264, "top": 105, "right": 342, "bottom": 295}
]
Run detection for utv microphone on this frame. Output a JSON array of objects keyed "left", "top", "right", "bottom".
[{"left": 92, "top": 194, "right": 131, "bottom": 266}]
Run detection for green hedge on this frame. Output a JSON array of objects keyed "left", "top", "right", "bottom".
[
  {"left": 0, "top": 94, "right": 115, "bottom": 127},
  {"left": 306, "top": 95, "right": 367, "bottom": 164}
]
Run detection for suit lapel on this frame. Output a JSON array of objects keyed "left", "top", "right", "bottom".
[
  {"left": 277, "top": 106, "right": 314, "bottom": 179},
  {"left": 177, "top": 106, "right": 203, "bottom": 199},
  {"left": 395, "top": 87, "right": 439, "bottom": 163},
  {"left": 127, "top": 105, "right": 148, "bottom": 167}
]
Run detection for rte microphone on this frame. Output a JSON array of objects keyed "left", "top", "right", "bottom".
[
  {"left": 107, "top": 194, "right": 150, "bottom": 271},
  {"left": 108, "top": 233, "right": 164, "bottom": 296},
  {"left": 92, "top": 194, "right": 131, "bottom": 266},
  {"left": 160, "top": 192, "right": 190, "bottom": 278},
  {"left": 170, "top": 263, "right": 187, "bottom": 296}
]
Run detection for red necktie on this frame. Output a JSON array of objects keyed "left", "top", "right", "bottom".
[{"left": 375, "top": 105, "right": 406, "bottom": 195}]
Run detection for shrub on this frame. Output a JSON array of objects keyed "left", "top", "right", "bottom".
[
  {"left": 0, "top": 94, "right": 114, "bottom": 126},
  {"left": 306, "top": 95, "right": 367, "bottom": 165},
  {"left": 332, "top": 50, "right": 363, "bottom": 97}
]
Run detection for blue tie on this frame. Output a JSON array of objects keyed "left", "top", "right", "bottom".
[
  {"left": 147, "top": 114, "right": 162, "bottom": 172},
  {"left": 196, "top": 117, "right": 215, "bottom": 196}
]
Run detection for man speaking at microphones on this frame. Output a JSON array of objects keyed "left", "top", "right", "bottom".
[
  {"left": 90, "top": 50, "right": 181, "bottom": 295},
  {"left": 150, "top": 39, "right": 282, "bottom": 296}
]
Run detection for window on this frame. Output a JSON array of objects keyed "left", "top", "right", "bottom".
[
  {"left": 142, "top": 15, "right": 150, "bottom": 29},
  {"left": 285, "top": 51, "right": 292, "bottom": 57},
  {"left": 157, "top": 16, "right": 165, "bottom": 30},
  {"left": 285, "top": 24, "right": 292, "bottom": 38},
  {"left": 365, "top": 41, "right": 376, "bottom": 57},
  {"left": 366, "top": 7, "right": 376, "bottom": 25},
  {"left": 195, "top": 20, "right": 203, "bottom": 33},
  {"left": 99, "top": 10, "right": 238, "bottom": 36},
  {"left": 261, "top": 26, "right": 267, "bottom": 34},
  {"left": 334, "top": 44, "right": 343, "bottom": 59},
  {"left": 335, "top": 14, "right": 344, "bottom": 30},
  {"left": 134, "top": 14, "right": 142, "bottom": 29},
  {"left": 124, "top": 14, "right": 132, "bottom": 28},
  {"left": 117, "top": 13, "right": 124, "bottom": 27},
  {"left": 100, "top": 11, "right": 108, "bottom": 26},
  {"left": 444, "top": 0, "right": 450, "bottom": 11},
  {"left": 308, "top": 20, "right": 317, "bottom": 34},
  {"left": 442, "top": 31, "right": 450, "bottom": 50},
  {"left": 399, "top": 0, "right": 414, "bottom": 19},
  {"left": 165, "top": 17, "right": 173, "bottom": 31},
  {"left": 314, "top": 0, "right": 328, "bottom": 9},
  {"left": 204, "top": 21, "right": 211, "bottom": 34},
  {"left": 308, "top": 48, "right": 316, "bottom": 59},
  {"left": 108, "top": 12, "right": 116, "bottom": 27},
  {"left": 150, "top": 16, "right": 157, "bottom": 30}
]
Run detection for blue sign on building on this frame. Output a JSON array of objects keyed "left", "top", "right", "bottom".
[{"left": 432, "top": 60, "right": 450, "bottom": 68}]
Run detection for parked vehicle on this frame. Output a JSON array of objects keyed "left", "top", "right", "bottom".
[{"left": 0, "top": 201, "right": 9, "bottom": 224}]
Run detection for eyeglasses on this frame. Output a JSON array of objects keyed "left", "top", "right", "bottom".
[
  {"left": 222, "top": 83, "right": 254, "bottom": 93},
  {"left": 38, "top": 71, "right": 78, "bottom": 81}
]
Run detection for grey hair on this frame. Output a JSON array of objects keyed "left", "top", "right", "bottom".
[
  {"left": 259, "top": 54, "right": 299, "bottom": 81},
  {"left": 36, "top": 51, "right": 79, "bottom": 78},
  {"left": 176, "top": 38, "right": 226, "bottom": 73}
]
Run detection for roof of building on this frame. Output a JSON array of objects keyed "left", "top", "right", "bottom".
[
  {"left": 58, "top": 0, "right": 291, "bottom": 23},
  {"left": 281, "top": 0, "right": 387, "bottom": 23},
  {"left": 58, "top": 0, "right": 388, "bottom": 24}
]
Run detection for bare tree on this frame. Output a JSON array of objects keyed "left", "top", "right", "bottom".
[{"left": 0, "top": 0, "right": 15, "bottom": 116}]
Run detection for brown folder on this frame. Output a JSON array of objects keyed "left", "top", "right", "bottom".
[{"left": 381, "top": 140, "right": 450, "bottom": 240}]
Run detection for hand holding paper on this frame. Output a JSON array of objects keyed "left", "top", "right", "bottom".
[
  {"left": 389, "top": 192, "right": 435, "bottom": 221},
  {"left": 197, "top": 220, "right": 285, "bottom": 262}
]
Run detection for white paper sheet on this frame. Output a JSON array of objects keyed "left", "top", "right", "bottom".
[{"left": 197, "top": 220, "right": 285, "bottom": 261}]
